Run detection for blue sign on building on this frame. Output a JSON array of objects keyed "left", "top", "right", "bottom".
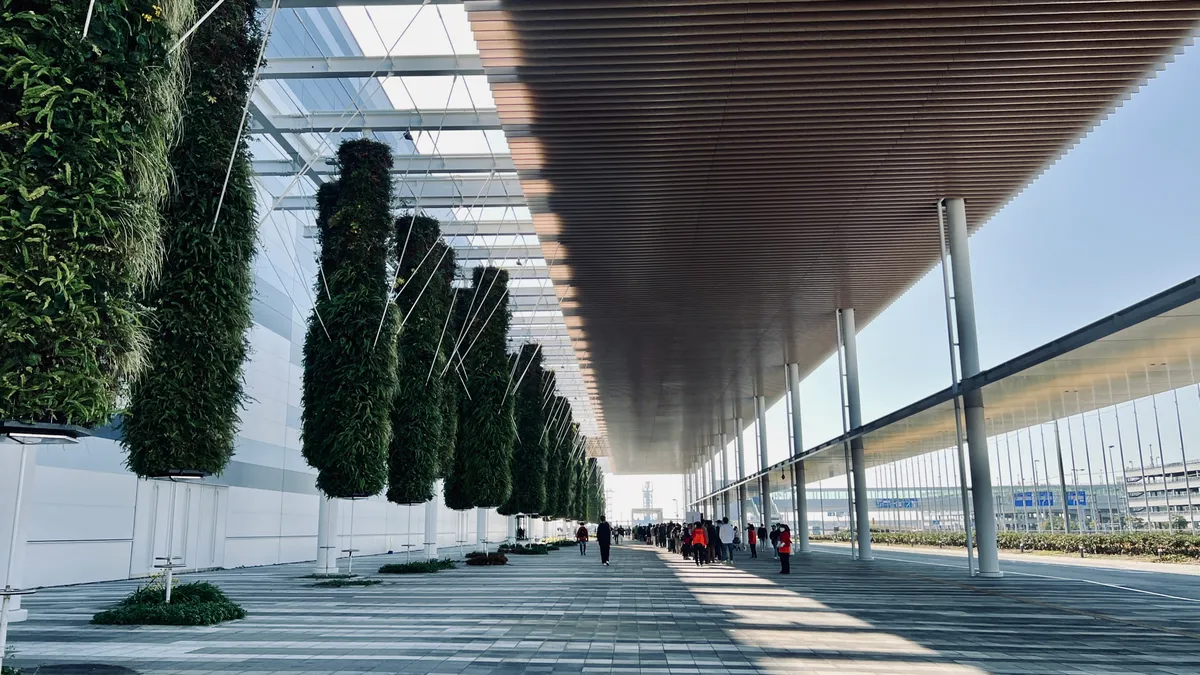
[
  {"left": 875, "top": 498, "right": 919, "bottom": 509},
  {"left": 1013, "top": 490, "right": 1085, "bottom": 507}
]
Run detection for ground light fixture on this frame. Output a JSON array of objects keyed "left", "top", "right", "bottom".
[
  {"left": 147, "top": 469, "right": 213, "bottom": 603},
  {"left": 1, "top": 422, "right": 90, "bottom": 672}
]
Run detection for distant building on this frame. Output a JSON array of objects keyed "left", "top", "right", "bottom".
[{"left": 1125, "top": 460, "right": 1200, "bottom": 529}]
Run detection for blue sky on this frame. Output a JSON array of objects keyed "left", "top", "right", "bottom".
[{"left": 615, "top": 37, "right": 1200, "bottom": 517}]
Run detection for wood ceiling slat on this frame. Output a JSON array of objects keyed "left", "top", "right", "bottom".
[{"left": 466, "top": 0, "right": 1200, "bottom": 472}]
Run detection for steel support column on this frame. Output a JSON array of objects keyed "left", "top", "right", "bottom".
[
  {"left": 788, "top": 363, "right": 810, "bottom": 552},
  {"left": 735, "top": 416, "right": 749, "bottom": 530},
  {"left": 756, "top": 395, "right": 772, "bottom": 525},
  {"left": 945, "top": 197, "right": 1002, "bottom": 577},
  {"left": 839, "top": 308, "right": 873, "bottom": 560},
  {"left": 313, "top": 494, "right": 341, "bottom": 574},
  {"left": 720, "top": 423, "right": 731, "bottom": 520}
]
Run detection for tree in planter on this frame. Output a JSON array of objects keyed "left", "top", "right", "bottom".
[
  {"left": 123, "top": 0, "right": 262, "bottom": 477},
  {"left": 443, "top": 267, "right": 516, "bottom": 508},
  {"left": 499, "top": 344, "right": 549, "bottom": 516},
  {"left": 301, "top": 140, "right": 398, "bottom": 498},
  {"left": 387, "top": 214, "right": 453, "bottom": 504},
  {"left": 1, "top": 0, "right": 191, "bottom": 427}
]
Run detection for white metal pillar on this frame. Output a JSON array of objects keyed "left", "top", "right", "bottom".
[
  {"left": 788, "top": 363, "right": 811, "bottom": 552},
  {"left": 735, "top": 416, "right": 749, "bottom": 529},
  {"left": 0, "top": 446, "right": 36, "bottom": 624},
  {"left": 756, "top": 395, "right": 772, "bottom": 524},
  {"left": 945, "top": 197, "right": 1002, "bottom": 577},
  {"left": 313, "top": 493, "right": 341, "bottom": 574},
  {"left": 476, "top": 508, "right": 488, "bottom": 550},
  {"left": 720, "top": 424, "right": 731, "bottom": 520},
  {"left": 840, "top": 308, "right": 873, "bottom": 560},
  {"left": 424, "top": 481, "right": 441, "bottom": 558}
]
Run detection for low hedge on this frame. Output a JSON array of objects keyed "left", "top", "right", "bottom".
[
  {"left": 465, "top": 553, "right": 508, "bottom": 566},
  {"left": 92, "top": 581, "right": 246, "bottom": 626},
  {"left": 313, "top": 578, "right": 382, "bottom": 588},
  {"left": 813, "top": 530, "right": 1200, "bottom": 558},
  {"left": 499, "top": 543, "right": 548, "bottom": 555},
  {"left": 378, "top": 559, "right": 455, "bottom": 574}
]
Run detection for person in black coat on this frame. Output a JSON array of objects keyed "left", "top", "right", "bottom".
[{"left": 597, "top": 516, "right": 612, "bottom": 566}]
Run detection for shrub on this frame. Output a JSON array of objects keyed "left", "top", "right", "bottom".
[
  {"left": 464, "top": 553, "right": 508, "bottom": 566},
  {"left": 387, "top": 215, "right": 449, "bottom": 504},
  {"left": 378, "top": 559, "right": 456, "bottom": 574},
  {"left": 811, "top": 529, "right": 1200, "bottom": 559},
  {"left": 499, "top": 344, "right": 549, "bottom": 516},
  {"left": 91, "top": 581, "right": 245, "bottom": 626},
  {"left": 122, "top": 0, "right": 261, "bottom": 477},
  {"left": 464, "top": 550, "right": 487, "bottom": 559},
  {"left": 313, "top": 578, "right": 382, "bottom": 588},
  {"left": 301, "top": 140, "right": 398, "bottom": 498},
  {"left": 445, "top": 267, "right": 516, "bottom": 508},
  {"left": 499, "top": 543, "right": 548, "bottom": 555},
  {"left": 1, "top": 0, "right": 191, "bottom": 426}
]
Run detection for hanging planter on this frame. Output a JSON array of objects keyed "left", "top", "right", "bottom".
[
  {"left": 499, "top": 344, "right": 548, "bottom": 516},
  {"left": 301, "top": 139, "right": 398, "bottom": 499},
  {"left": 387, "top": 214, "right": 452, "bottom": 504},
  {"left": 123, "top": 0, "right": 262, "bottom": 478},
  {"left": 540, "top": 376, "right": 560, "bottom": 517},
  {"left": 556, "top": 421, "right": 579, "bottom": 520},
  {"left": 1, "top": 0, "right": 192, "bottom": 428},
  {"left": 443, "top": 266, "right": 516, "bottom": 508},
  {"left": 544, "top": 396, "right": 572, "bottom": 519}
]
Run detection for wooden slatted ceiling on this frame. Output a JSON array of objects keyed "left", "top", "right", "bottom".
[{"left": 465, "top": 0, "right": 1200, "bottom": 473}]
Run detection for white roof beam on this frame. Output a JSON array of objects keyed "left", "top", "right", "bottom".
[
  {"left": 251, "top": 110, "right": 501, "bottom": 134},
  {"left": 253, "top": 154, "right": 514, "bottom": 176},
  {"left": 260, "top": 55, "right": 484, "bottom": 79}
]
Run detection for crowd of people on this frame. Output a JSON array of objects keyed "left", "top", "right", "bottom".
[{"left": 627, "top": 518, "right": 794, "bottom": 574}]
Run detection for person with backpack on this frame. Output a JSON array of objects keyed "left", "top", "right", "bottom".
[
  {"left": 747, "top": 522, "right": 758, "bottom": 558},
  {"left": 576, "top": 522, "right": 589, "bottom": 555}
]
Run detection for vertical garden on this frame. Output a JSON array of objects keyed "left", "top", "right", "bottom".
[
  {"left": 301, "top": 139, "right": 398, "bottom": 499},
  {"left": 122, "top": 0, "right": 262, "bottom": 477},
  {"left": 499, "top": 344, "right": 549, "bottom": 516},
  {"left": 1, "top": 0, "right": 192, "bottom": 428}
]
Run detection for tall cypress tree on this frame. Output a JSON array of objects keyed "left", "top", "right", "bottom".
[
  {"left": 387, "top": 214, "right": 450, "bottom": 504},
  {"left": 301, "top": 139, "right": 398, "bottom": 498},
  {"left": 499, "top": 344, "right": 549, "bottom": 515},
  {"left": 444, "top": 267, "right": 516, "bottom": 508},
  {"left": 123, "top": 0, "right": 261, "bottom": 478}
]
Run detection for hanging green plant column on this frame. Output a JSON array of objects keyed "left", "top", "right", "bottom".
[
  {"left": 556, "top": 420, "right": 579, "bottom": 520},
  {"left": 436, "top": 246, "right": 459, "bottom": 480},
  {"left": 387, "top": 214, "right": 451, "bottom": 504},
  {"left": 123, "top": 0, "right": 262, "bottom": 477},
  {"left": 540, "top": 375, "right": 560, "bottom": 518},
  {"left": 301, "top": 139, "right": 398, "bottom": 498},
  {"left": 444, "top": 266, "right": 516, "bottom": 508},
  {"left": 1, "top": 0, "right": 191, "bottom": 427},
  {"left": 499, "top": 344, "right": 549, "bottom": 516}
]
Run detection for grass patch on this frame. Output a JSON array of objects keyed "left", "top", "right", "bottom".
[
  {"left": 378, "top": 559, "right": 456, "bottom": 574},
  {"left": 465, "top": 553, "right": 508, "bottom": 566},
  {"left": 92, "top": 581, "right": 246, "bottom": 626},
  {"left": 313, "top": 578, "right": 383, "bottom": 588}
]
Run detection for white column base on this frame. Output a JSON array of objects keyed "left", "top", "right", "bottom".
[{"left": 312, "top": 495, "right": 341, "bottom": 575}]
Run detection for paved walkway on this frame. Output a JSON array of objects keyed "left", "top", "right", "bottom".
[{"left": 8, "top": 543, "right": 1200, "bottom": 674}]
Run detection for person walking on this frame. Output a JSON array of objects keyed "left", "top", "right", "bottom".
[
  {"left": 778, "top": 524, "right": 792, "bottom": 574},
  {"left": 769, "top": 524, "right": 780, "bottom": 559},
  {"left": 691, "top": 521, "right": 708, "bottom": 566},
  {"left": 681, "top": 524, "right": 693, "bottom": 560},
  {"left": 719, "top": 517, "right": 735, "bottom": 563},
  {"left": 576, "top": 522, "right": 589, "bottom": 555},
  {"left": 747, "top": 523, "right": 758, "bottom": 558},
  {"left": 597, "top": 517, "right": 612, "bottom": 566}
]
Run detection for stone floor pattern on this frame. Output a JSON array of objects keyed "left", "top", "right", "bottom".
[{"left": 8, "top": 542, "right": 1200, "bottom": 674}]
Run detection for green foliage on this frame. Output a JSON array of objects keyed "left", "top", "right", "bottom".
[
  {"left": 464, "top": 552, "right": 508, "bottom": 566},
  {"left": 499, "top": 344, "right": 549, "bottom": 516},
  {"left": 301, "top": 140, "right": 398, "bottom": 498},
  {"left": 445, "top": 266, "right": 516, "bottom": 508},
  {"left": 813, "top": 529, "right": 1200, "bottom": 559},
  {"left": 378, "top": 558, "right": 456, "bottom": 574},
  {"left": 122, "top": 0, "right": 261, "bottom": 477},
  {"left": 1, "top": 0, "right": 191, "bottom": 426},
  {"left": 387, "top": 214, "right": 451, "bottom": 504},
  {"left": 498, "top": 543, "right": 548, "bottom": 555},
  {"left": 91, "top": 581, "right": 245, "bottom": 625},
  {"left": 543, "top": 397, "right": 575, "bottom": 519},
  {"left": 585, "top": 458, "right": 603, "bottom": 523},
  {"left": 312, "top": 577, "right": 381, "bottom": 588}
]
